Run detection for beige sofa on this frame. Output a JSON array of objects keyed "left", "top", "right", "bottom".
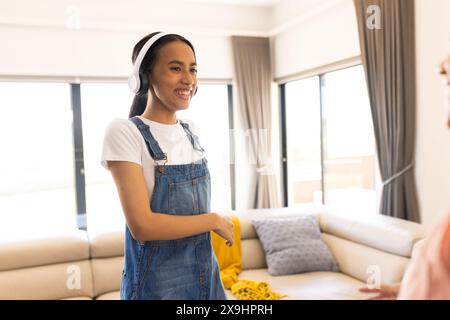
[{"left": 0, "top": 207, "right": 425, "bottom": 300}]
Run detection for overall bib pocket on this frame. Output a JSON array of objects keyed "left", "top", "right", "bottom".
[{"left": 168, "top": 175, "right": 210, "bottom": 215}]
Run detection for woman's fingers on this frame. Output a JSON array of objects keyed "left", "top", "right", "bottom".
[
  {"left": 214, "top": 215, "right": 234, "bottom": 246},
  {"left": 359, "top": 287, "right": 386, "bottom": 299},
  {"left": 440, "top": 55, "right": 450, "bottom": 75},
  {"left": 214, "top": 212, "right": 234, "bottom": 246},
  {"left": 359, "top": 286, "right": 380, "bottom": 293}
]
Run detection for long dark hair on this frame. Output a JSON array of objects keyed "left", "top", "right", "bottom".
[{"left": 128, "top": 32, "right": 196, "bottom": 118}]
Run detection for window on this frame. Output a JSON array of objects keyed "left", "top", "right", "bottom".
[
  {"left": 285, "top": 77, "right": 322, "bottom": 206},
  {"left": 322, "top": 66, "right": 378, "bottom": 213},
  {"left": 282, "top": 65, "right": 379, "bottom": 215},
  {"left": 81, "top": 83, "right": 133, "bottom": 233},
  {"left": 178, "top": 84, "right": 233, "bottom": 211},
  {"left": 0, "top": 81, "right": 234, "bottom": 240},
  {"left": 0, "top": 82, "right": 76, "bottom": 241},
  {"left": 82, "top": 83, "right": 233, "bottom": 232}
]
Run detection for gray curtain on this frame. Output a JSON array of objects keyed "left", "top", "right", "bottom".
[
  {"left": 354, "top": 0, "right": 420, "bottom": 222},
  {"left": 231, "top": 36, "right": 280, "bottom": 209}
]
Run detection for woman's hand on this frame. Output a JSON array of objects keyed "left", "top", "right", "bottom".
[
  {"left": 359, "top": 283, "right": 400, "bottom": 300},
  {"left": 439, "top": 54, "right": 450, "bottom": 77},
  {"left": 439, "top": 55, "right": 450, "bottom": 127},
  {"left": 213, "top": 213, "right": 234, "bottom": 246},
  {"left": 440, "top": 55, "right": 450, "bottom": 99}
]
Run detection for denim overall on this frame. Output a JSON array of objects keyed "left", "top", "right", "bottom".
[{"left": 120, "top": 116, "right": 227, "bottom": 300}]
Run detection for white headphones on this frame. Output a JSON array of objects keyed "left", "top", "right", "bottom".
[{"left": 128, "top": 32, "right": 170, "bottom": 94}]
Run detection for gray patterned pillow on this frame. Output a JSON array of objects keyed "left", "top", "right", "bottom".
[{"left": 252, "top": 215, "right": 339, "bottom": 276}]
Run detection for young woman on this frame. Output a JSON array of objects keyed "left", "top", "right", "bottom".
[{"left": 101, "top": 32, "right": 234, "bottom": 300}]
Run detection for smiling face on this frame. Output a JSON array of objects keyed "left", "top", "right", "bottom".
[{"left": 148, "top": 41, "right": 197, "bottom": 112}]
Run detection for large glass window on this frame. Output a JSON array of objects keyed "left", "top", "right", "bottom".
[
  {"left": 322, "top": 66, "right": 377, "bottom": 213},
  {"left": 0, "top": 81, "right": 233, "bottom": 240},
  {"left": 178, "top": 84, "right": 232, "bottom": 211},
  {"left": 82, "top": 83, "right": 232, "bottom": 233},
  {"left": 283, "top": 65, "right": 379, "bottom": 215},
  {"left": 81, "top": 83, "right": 133, "bottom": 233},
  {"left": 285, "top": 77, "right": 322, "bottom": 206},
  {"left": 0, "top": 82, "right": 76, "bottom": 241}
]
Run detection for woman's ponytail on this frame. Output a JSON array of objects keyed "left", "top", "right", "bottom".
[{"left": 128, "top": 93, "right": 148, "bottom": 118}]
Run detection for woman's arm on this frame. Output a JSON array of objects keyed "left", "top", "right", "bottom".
[{"left": 108, "top": 161, "right": 233, "bottom": 244}]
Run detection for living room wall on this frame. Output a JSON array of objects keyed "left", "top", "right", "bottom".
[{"left": 0, "top": 0, "right": 272, "bottom": 79}]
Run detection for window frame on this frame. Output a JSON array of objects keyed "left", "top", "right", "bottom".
[{"left": 70, "top": 83, "right": 87, "bottom": 230}]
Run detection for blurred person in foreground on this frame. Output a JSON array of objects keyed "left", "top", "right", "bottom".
[{"left": 360, "top": 54, "right": 450, "bottom": 300}]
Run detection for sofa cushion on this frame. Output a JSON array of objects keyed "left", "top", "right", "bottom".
[
  {"left": 0, "top": 230, "right": 89, "bottom": 271},
  {"left": 91, "top": 256, "right": 123, "bottom": 297},
  {"left": 241, "top": 238, "right": 267, "bottom": 270},
  {"left": 96, "top": 291, "right": 120, "bottom": 300},
  {"left": 319, "top": 212, "right": 425, "bottom": 257},
  {"left": 252, "top": 215, "right": 339, "bottom": 276},
  {"left": 237, "top": 207, "right": 321, "bottom": 239},
  {"left": 226, "top": 269, "right": 367, "bottom": 300},
  {"left": 0, "top": 260, "right": 94, "bottom": 300},
  {"left": 89, "top": 230, "right": 124, "bottom": 259}
]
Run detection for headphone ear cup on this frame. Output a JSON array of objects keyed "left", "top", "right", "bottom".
[{"left": 137, "top": 72, "right": 149, "bottom": 96}]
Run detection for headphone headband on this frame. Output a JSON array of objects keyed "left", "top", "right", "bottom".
[{"left": 128, "top": 32, "right": 170, "bottom": 94}]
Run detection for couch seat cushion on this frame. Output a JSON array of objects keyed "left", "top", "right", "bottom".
[
  {"left": 94, "top": 273, "right": 367, "bottom": 300},
  {"left": 225, "top": 269, "right": 367, "bottom": 300},
  {"left": 96, "top": 291, "right": 120, "bottom": 300}
]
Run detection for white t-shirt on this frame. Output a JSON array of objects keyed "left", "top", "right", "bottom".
[{"left": 101, "top": 116, "right": 204, "bottom": 198}]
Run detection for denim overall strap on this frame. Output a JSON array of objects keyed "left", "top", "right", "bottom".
[
  {"left": 179, "top": 120, "right": 205, "bottom": 153},
  {"left": 129, "top": 116, "right": 167, "bottom": 161}
]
